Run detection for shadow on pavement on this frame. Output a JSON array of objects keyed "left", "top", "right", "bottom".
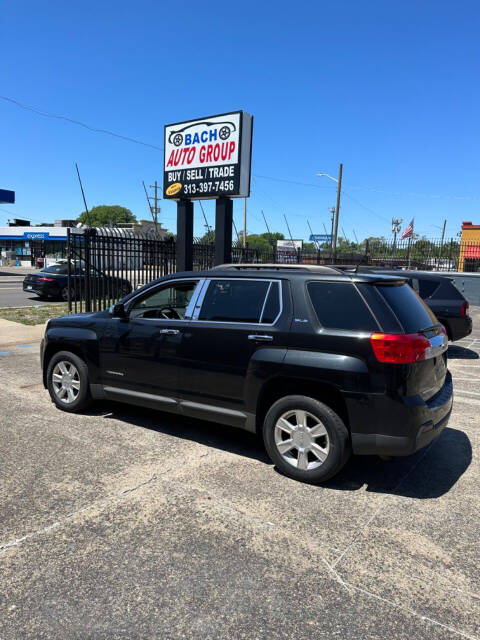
[
  {"left": 448, "top": 344, "right": 479, "bottom": 359},
  {"left": 96, "top": 401, "right": 270, "bottom": 464},
  {"left": 91, "top": 402, "right": 470, "bottom": 499},
  {"left": 324, "top": 427, "right": 471, "bottom": 498}
]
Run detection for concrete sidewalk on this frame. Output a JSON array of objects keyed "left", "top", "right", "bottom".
[{"left": 0, "top": 318, "right": 46, "bottom": 347}]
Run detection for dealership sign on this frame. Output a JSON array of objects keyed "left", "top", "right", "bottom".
[{"left": 163, "top": 111, "right": 253, "bottom": 200}]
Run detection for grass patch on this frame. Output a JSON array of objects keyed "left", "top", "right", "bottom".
[{"left": 0, "top": 304, "right": 69, "bottom": 325}]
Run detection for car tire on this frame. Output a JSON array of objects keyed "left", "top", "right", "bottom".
[
  {"left": 59, "top": 286, "right": 72, "bottom": 302},
  {"left": 46, "top": 351, "right": 92, "bottom": 412},
  {"left": 263, "top": 395, "right": 350, "bottom": 484}
]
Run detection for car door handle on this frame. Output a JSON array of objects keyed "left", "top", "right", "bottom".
[
  {"left": 159, "top": 328, "right": 180, "bottom": 335},
  {"left": 248, "top": 334, "right": 273, "bottom": 342}
]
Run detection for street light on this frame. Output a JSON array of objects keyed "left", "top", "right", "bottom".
[
  {"left": 316, "top": 173, "right": 338, "bottom": 183},
  {"left": 317, "top": 164, "right": 343, "bottom": 259}
]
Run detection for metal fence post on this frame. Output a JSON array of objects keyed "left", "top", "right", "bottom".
[
  {"left": 84, "top": 228, "right": 92, "bottom": 313},
  {"left": 66, "top": 228, "right": 72, "bottom": 313}
]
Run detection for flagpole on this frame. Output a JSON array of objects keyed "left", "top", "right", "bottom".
[{"left": 407, "top": 219, "right": 414, "bottom": 268}]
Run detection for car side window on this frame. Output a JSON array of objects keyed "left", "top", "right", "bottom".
[
  {"left": 198, "top": 279, "right": 273, "bottom": 323},
  {"left": 261, "top": 282, "right": 281, "bottom": 323},
  {"left": 418, "top": 279, "right": 439, "bottom": 299},
  {"left": 307, "top": 281, "right": 378, "bottom": 331},
  {"left": 129, "top": 280, "right": 198, "bottom": 320}
]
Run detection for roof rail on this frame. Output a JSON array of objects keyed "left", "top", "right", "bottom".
[{"left": 213, "top": 263, "right": 343, "bottom": 274}]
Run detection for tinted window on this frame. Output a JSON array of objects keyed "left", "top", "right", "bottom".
[
  {"left": 261, "top": 282, "right": 281, "bottom": 323},
  {"left": 43, "top": 265, "right": 68, "bottom": 274},
  {"left": 199, "top": 279, "right": 269, "bottom": 323},
  {"left": 376, "top": 284, "right": 437, "bottom": 332},
  {"left": 418, "top": 278, "right": 439, "bottom": 299},
  {"left": 130, "top": 281, "right": 198, "bottom": 319},
  {"left": 307, "top": 282, "right": 378, "bottom": 331}
]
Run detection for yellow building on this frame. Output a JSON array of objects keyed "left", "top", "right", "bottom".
[{"left": 459, "top": 221, "right": 480, "bottom": 272}]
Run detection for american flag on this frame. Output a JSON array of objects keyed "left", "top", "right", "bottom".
[{"left": 401, "top": 218, "right": 414, "bottom": 239}]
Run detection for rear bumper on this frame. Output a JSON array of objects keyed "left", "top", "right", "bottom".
[
  {"left": 441, "top": 316, "right": 472, "bottom": 341},
  {"left": 23, "top": 281, "right": 59, "bottom": 297},
  {"left": 351, "top": 371, "right": 453, "bottom": 456}
]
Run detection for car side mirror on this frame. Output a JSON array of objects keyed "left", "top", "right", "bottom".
[{"left": 111, "top": 302, "right": 128, "bottom": 318}]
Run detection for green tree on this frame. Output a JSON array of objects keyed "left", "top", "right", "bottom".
[{"left": 77, "top": 205, "right": 137, "bottom": 227}]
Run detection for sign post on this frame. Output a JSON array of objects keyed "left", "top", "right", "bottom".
[
  {"left": 177, "top": 199, "right": 194, "bottom": 272},
  {"left": 163, "top": 111, "right": 253, "bottom": 269}
]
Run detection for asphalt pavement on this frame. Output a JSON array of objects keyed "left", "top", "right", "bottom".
[
  {"left": 0, "top": 269, "right": 63, "bottom": 308},
  {"left": 0, "top": 310, "right": 479, "bottom": 639}
]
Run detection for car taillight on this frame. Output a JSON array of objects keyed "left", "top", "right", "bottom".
[
  {"left": 37, "top": 277, "right": 54, "bottom": 282},
  {"left": 461, "top": 301, "right": 469, "bottom": 317},
  {"left": 370, "top": 332, "right": 431, "bottom": 364}
]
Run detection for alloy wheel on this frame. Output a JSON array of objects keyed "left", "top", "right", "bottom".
[
  {"left": 51, "top": 361, "right": 81, "bottom": 404},
  {"left": 274, "top": 409, "right": 330, "bottom": 471}
]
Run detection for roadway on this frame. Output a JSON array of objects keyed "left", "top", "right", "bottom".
[{"left": 0, "top": 269, "right": 63, "bottom": 308}]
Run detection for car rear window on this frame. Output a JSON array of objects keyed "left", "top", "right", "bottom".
[
  {"left": 199, "top": 279, "right": 270, "bottom": 323},
  {"left": 43, "top": 265, "right": 68, "bottom": 274},
  {"left": 375, "top": 283, "right": 437, "bottom": 333},
  {"left": 307, "top": 282, "right": 378, "bottom": 331}
]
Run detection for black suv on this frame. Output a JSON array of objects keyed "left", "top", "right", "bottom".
[
  {"left": 340, "top": 267, "right": 471, "bottom": 341},
  {"left": 41, "top": 265, "right": 453, "bottom": 484}
]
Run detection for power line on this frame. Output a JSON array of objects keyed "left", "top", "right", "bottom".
[
  {"left": 341, "top": 190, "right": 390, "bottom": 223},
  {"left": 0, "top": 95, "right": 163, "bottom": 151},
  {"left": 254, "top": 174, "right": 335, "bottom": 190},
  {"left": 3, "top": 95, "right": 479, "bottom": 203}
]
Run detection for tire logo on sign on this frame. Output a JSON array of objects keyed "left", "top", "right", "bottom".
[{"left": 166, "top": 183, "right": 182, "bottom": 196}]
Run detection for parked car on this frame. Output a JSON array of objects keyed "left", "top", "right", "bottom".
[
  {"left": 339, "top": 267, "right": 472, "bottom": 341},
  {"left": 41, "top": 264, "right": 452, "bottom": 484},
  {"left": 23, "top": 263, "right": 132, "bottom": 301}
]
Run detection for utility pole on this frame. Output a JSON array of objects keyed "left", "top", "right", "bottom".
[
  {"left": 391, "top": 217, "right": 403, "bottom": 250},
  {"left": 329, "top": 207, "right": 335, "bottom": 253},
  {"left": 243, "top": 197, "right": 247, "bottom": 248},
  {"left": 143, "top": 180, "right": 161, "bottom": 236},
  {"left": 332, "top": 163, "right": 343, "bottom": 258},
  {"left": 439, "top": 218, "right": 447, "bottom": 265},
  {"left": 440, "top": 219, "right": 447, "bottom": 248}
]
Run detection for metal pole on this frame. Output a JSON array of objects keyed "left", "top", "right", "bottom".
[
  {"left": 67, "top": 228, "right": 72, "bottom": 313},
  {"left": 75, "top": 163, "right": 91, "bottom": 226},
  {"left": 332, "top": 163, "right": 343, "bottom": 258},
  {"left": 243, "top": 197, "right": 247, "bottom": 248},
  {"left": 307, "top": 220, "right": 319, "bottom": 251},
  {"left": 262, "top": 210, "right": 271, "bottom": 235},
  {"left": 440, "top": 219, "right": 446, "bottom": 259}
]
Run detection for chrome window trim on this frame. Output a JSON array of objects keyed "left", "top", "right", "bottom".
[
  {"left": 125, "top": 277, "right": 205, "bottom": 322},
  {"left": 192, "top": 277, "right": 283, "bottom": 326}
]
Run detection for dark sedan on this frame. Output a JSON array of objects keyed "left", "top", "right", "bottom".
[{"left": 23, "top": 263, "right": 132, "bottom": 302}]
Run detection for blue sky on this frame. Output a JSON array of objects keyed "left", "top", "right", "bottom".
[{"left": 1, "top": 0, "right": 479, "bottom": 241}]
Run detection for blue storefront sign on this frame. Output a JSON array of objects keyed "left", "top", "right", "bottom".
[
  {"left": 310, "top": 234, "right": 333, "bottom": 242},
  {"left": 23, "top": 232, "right": 50, "bottom": 240}
]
